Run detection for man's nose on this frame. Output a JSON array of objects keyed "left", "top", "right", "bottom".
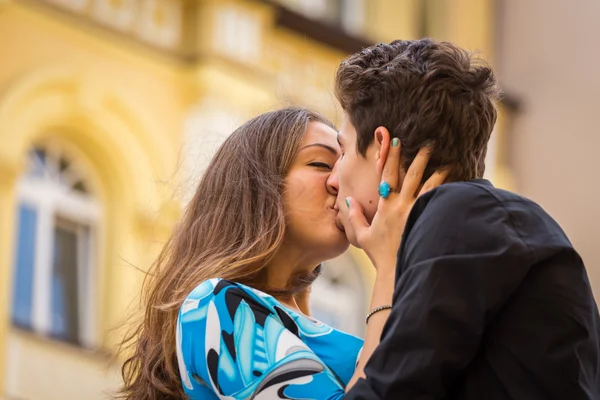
[{"left": 327, "top": 160, "right": 340, "bottom": 195}]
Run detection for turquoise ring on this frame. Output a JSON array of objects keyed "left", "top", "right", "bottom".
[{"left": 378, "top": 181, "right": 397, "bottom": 199}]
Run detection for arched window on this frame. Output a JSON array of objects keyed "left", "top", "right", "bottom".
[{"left": 11, "top": 144, "right": 100, "bottom": 347}]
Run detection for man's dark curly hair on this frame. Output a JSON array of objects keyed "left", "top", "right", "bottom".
[{"left": 335, "top": 38, "right": 502, "bottom": 182}]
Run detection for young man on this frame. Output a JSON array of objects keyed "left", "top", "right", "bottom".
[{"left": 328, "top": 39, "right": 600, "bottom": 399}]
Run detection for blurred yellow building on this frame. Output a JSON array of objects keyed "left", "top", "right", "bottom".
[{"left": 0, "top": 0, "right": 498, "bottom": 398}]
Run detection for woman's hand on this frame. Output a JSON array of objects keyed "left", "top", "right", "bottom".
[{"left": 345, "top": 142, "right": 449, "bottom": 271}]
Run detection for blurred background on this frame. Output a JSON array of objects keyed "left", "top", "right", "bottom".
[{"left": 0, "top": 0, "right": 598, "bottom": 398}]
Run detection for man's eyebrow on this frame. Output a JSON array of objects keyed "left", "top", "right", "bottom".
[{"left": 299, "top": 143, "right": 339, "bottom": 155}]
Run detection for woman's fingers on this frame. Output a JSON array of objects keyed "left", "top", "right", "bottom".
[
  {"left": 380, "top": 138, "right": 402, "bottom": 194},
  {"left": 419, "top": 167, "right": 450, "bottom": 197},
  {"left": 400, "top": 145, "right": 433, "bottom": 201}
]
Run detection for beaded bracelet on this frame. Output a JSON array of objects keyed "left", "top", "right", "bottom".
[{"left": 365, "top": 304, "right": 392, "bottom": 324}]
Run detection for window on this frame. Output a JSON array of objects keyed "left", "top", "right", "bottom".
[
  {"left": 11, "top": 145, "right": 100, "bottom": 348},
  {"left": 137, "top": 0, "right": 182, "bottom": 49},
  {"left": 339, "top": 0, "right": 365, "bottom": 35},
  {"left": 181, "top": 101, "right": 244, "bottom": 204},
  {"left": 277, "top": 0, "right": 365, "bottom": 34},
  {"left": 213, "top": 5, "right": 261, "bottom": 62}
]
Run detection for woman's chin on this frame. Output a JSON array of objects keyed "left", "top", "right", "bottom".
[
  {"left": 303, "top": 223, "right": 350, "bottom": 261},
  {"left": 325, "top": 234, "right": 351, "bottom": 258}
]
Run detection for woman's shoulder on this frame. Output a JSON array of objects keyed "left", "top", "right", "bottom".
[
  {"left": 185, "top": 278, "right": 271, "bottom": 298},
  {"left": 179, "top": 278, "right": 276, "bottom": 317}
]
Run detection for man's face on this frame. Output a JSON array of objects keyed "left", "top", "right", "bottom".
[{"left": 328, "top": 113, "right": 381, "bottom": 242}]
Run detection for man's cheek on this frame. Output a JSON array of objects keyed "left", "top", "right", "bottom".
[{"left": 339, "top": 170, "right": 353, "bottom": 195}]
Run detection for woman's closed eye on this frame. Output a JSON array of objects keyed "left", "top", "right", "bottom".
[{"left": 309, "top": 162, "right": 332, "bottom": 170}]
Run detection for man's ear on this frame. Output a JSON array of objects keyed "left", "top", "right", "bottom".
[{"left": 374, "top": 126, "right": 391, "bottom": 175}]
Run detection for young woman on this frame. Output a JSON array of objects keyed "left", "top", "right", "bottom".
[{"left": 119, "top": 107, "right": 441, "bottom": 399}]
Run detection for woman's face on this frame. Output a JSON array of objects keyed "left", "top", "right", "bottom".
[{"left": 283, "top": 121, "right": 349, "bottom": 262}]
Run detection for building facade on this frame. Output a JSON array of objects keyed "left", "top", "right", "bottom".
[
  {"left": 0, "top": 0, "right": 500, "bottom": 398},
  {"left": 495, "top": 0, "right": 600, "bottom": 303}
]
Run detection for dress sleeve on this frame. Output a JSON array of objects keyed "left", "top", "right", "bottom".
[{"left": 177, "top": 279, "right": 347, "bottom": 400}]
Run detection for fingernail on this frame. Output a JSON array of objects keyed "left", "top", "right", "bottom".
[
  {"left": 392, "top": 138, "right": 399, "bottom": 147},
  {"left": 426, "top": 141, "right": 434, "bottom": 147},
  {"left": 345, "top": 198, "right": 350, "bottom": 208}
]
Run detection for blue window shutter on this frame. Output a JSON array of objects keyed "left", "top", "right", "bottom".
[{"left": 11, "top": 203, "right": 37, "bottom": 329}]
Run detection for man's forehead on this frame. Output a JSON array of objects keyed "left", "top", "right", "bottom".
[{"left": 337, "top": 120, "right": 354, "bottom": 141}]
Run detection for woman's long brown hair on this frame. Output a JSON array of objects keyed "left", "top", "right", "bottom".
[{"left": 118, "top": 107, "right": 334, "bottom": 399}]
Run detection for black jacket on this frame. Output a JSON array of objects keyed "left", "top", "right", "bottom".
[{"left": 346, "top": 180, "right": 600, "bottom": 399}]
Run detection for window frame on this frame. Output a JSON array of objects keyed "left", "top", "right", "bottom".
[{"left": 12, "top": 146, "right": 100, "bottom": 348}]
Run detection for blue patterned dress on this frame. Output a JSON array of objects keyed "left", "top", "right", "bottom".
[{"left": 176, "top": 279, "right": 364, "bottom": 399}]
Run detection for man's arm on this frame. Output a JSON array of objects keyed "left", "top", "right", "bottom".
[{"left": 346, "top": 183, "right": 532, "bottom": 399}]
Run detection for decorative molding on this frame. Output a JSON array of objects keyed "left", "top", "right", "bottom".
[
  {"left": 0, "top": 158, "right": 24, "bottom": 189},
  {"left": 91, "top": 0, "right": 136, "bottom": 32},
  {"left": 0, "top": 66, "right": 173, "bottom": 224},
  {"left": 18, "top": 0, "right": 191, "bottom": 61},
  {"left": 46, "top": 0, "right": 89, "bottom": 12},
  {"left": 20, "top": 0, "right": 372, "bottom": 66},
  {"left": 136, "top": 0, "right": 182, "bottom": 48}
]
